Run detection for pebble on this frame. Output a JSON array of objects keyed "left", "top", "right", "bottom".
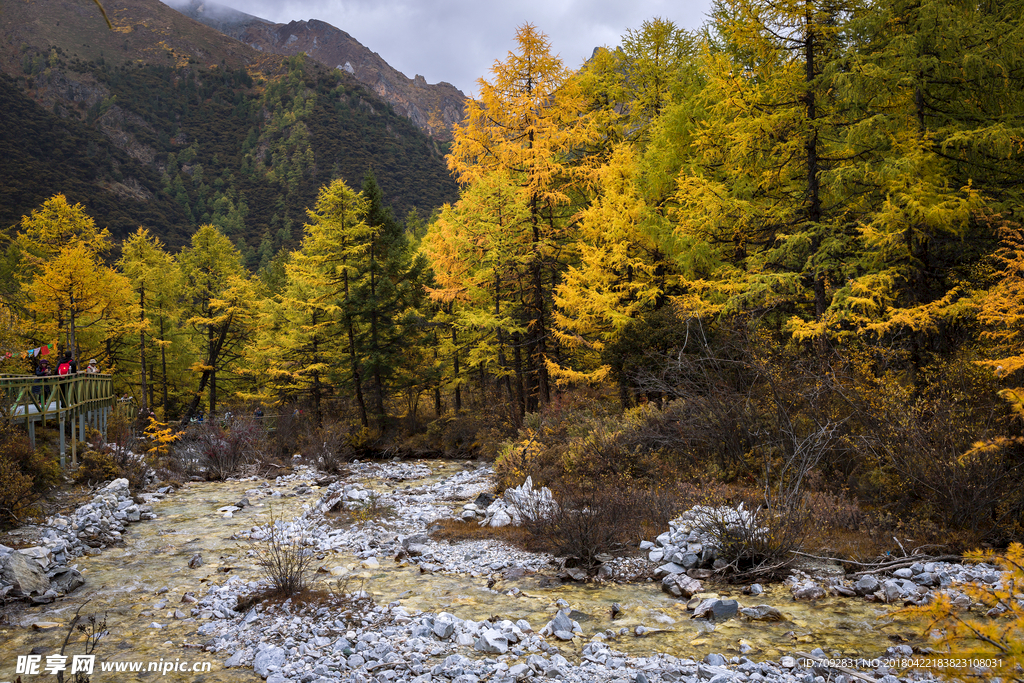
[
  {"left": 10, "top": 460, "right": 996, "bottom": 683},
  {"left": 0, "top": 476, "right": 155, "bottom": 601},
  {"left": 202, "top": 463, "right": 971, "bottom": 683}
]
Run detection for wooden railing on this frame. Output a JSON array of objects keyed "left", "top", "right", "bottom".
[{"left": 1, "top": 373, "right": 116, "bottom": 467}]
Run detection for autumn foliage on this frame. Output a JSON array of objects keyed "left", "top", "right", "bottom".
[{"left": 2, "top": 3, "right": 1024, "bottom": 560}]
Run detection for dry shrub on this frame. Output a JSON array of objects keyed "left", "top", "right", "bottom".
[
  {"left": 247, "top": 513, "right": 313, "bottom": 598},
  {"left": 0, "top": 423, "right": 58, "bottom": 526},
  {"left": 848, "top": 358, "right": 1023, "bottom": 544},
  {"left": 305, "top": 418, "right": 354, "bottom": 473},
  {"left": 513, "top": 479, "right": 680, "bottom": 573},
  {"left": 493, "top": 433, "right": 546, "bottom": 492},
  {"left": 422, "top": 400, "right": 519, "bottom": 461},
  {"left": 171, "top": 416, "right": 270, "bottom": 480},
  {"left": 426, "top": 414, "right": 491, "bottom": 458},
  {"left": 268, "top": 405, "right": 307, "bottom": 460},
  {"left": 72, "top": 451, "right": 121, "bottom": 485},
  {"left": 0, "top": 453, "right": 36, "bottom": 526}
]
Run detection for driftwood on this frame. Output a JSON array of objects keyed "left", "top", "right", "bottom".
[
  {"left": 851, "top": 555, "right": 961, "bottom": 577},
  {"left": 789, "top": 550, "right": 963, "bottom": 576}
]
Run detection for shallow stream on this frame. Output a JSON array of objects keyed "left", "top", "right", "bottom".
[{"left": 0, "top": 463, "right": 928, "bottom": 681}]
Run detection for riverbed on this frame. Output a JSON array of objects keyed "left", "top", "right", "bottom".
[{"left": 0, "top": 460, "right": 947, "bottom": 682}]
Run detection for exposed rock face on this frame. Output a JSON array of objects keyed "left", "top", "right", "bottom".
[
  {"left": 0, "top": 549, "right": 50, "bottom": 598},
  {"left": 174, "top": 2, "right": 466, "bottom": 140}
]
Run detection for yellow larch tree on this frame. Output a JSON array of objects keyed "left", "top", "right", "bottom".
[
  {"left": 445, "top": 23, "right": 597, "bottom": 409},
  {"left": 25, "top": 242, "right": 134, "bottom": 363}
]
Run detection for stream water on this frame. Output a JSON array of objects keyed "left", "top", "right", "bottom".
[{"left": 0, "top": 463, "right": 929, "bottom": 681}]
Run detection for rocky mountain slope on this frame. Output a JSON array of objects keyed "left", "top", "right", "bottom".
[
  {"left": 169, "top": 0, "right": 466, "bottom": 140},
  {"left": 0, "top": 0, "right": 457, "bottom": 253}
]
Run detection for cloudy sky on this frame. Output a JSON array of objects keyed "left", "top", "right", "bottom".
[{"left": 172, "top": 0, "right": 714, "bottom": 96}]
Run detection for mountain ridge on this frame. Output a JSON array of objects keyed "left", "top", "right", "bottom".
[
  {"left": 167, "top": 0, "right": 466, "bottom": 140},
  {"left": 0, "top": 0, "right": 458, "bottom": 255}
]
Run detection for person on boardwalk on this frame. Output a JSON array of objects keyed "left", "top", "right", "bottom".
[
  {"left": 33, "top": 357, "right": 50, "bottom": 397},
  {"left": 86, "top": 358, "right": 99, "bottom": 373}
]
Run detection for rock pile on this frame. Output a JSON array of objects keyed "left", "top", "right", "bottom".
[
  {"left": 187, "top": 575, "right": 945, "bottom": 683},
  {"left": 235, "top": 473, "right": 557, "bottom": 579},
  {"left": 469, "top": 476, "right": 558, "bottom": 528},
  {"left": 781, "top": 560, "right": 1006, "bottom": 609},
  {"left": 644, "top": 504, "right": 763, "bottom": 575},
  {"left": 0, "top": 478, "right": 154, "bottom": 603}
]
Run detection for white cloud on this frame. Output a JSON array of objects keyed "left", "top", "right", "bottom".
[{"left": 165, "top": 0, "right": 712, "bottom": 95}]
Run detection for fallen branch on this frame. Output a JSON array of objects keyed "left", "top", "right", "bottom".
[
  {"left": 851, "top": 556, "right": 961, "bottom": 577},
  {"left": 789, "top": 550, "right": 962, "bottom": 575}
]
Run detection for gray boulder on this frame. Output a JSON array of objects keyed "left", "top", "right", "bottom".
[
  {"left": 253, "top": 645, "right": 286, "bottom": 678},
  {"left": 882, "top": 579, "right": 905, "bottom": 603},
  {"left": 660, "top": 573, "right": 703, "bottom": 599},
  {"left": 224, "top": 651, "right": 246, "bottom": 668},
  {"left": 1, "top": 551, "right": 50, "bottom": 597},
  {"left": 854, "top": 575, "right": 879, "bottom": 596},
  {"left": 49, "top": 568, "right": 85, "bottom": 595},
  {"left": 792, "top": 583, "right": 825, "bottom": 600},
  {"left": 691, "top": 598, "right": 738, "bottom": 621},
  {"left": 474, "top": 628, "right": 508, "bottom": 654},
  {"left": 740, "top": 605, "right": 784, "bottom": 621},
  {"left": 654, "top": 562, "right": 687, "bottom": 578}
]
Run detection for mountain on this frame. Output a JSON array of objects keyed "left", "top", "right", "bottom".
[
  {"left": 0, "top": 0, "right": 458, "bottom": 257},
  {"left": 167, "top": 0, "right": 466, "bottom": 141}
]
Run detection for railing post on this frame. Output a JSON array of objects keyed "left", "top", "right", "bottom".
[{"left": 59, "top": 410, "right": 65, "bottom": 468}]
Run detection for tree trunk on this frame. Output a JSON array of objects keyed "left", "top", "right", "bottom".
[
  {"left": 180, "top": 312, "right": 233, "bottom": 425},
  {"left": 369, "top": 241, "right": 386, "bottom": 423},
  {"left": 344, "top": 270, "right": 369, "bottom": 428},
  {"left": 512, "top": 332, "right": 526, "bottom": 418},
  {"left": 160, "top": 316, "right": 169, "bottom": 414},
  {"left": 208, "top": 325, "right": 217, "bottom": 415},
  {"left": 452, "top": 324, "right": 462, "bottom": 412},
  {"left": 139, "top": 288, "right": 148, "bottom": 412}
]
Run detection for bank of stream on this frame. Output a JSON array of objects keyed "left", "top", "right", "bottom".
[{"left": 0, "top": 460, "right": 950, "bottom": 682}]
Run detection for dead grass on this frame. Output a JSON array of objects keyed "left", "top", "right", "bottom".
[
  {"left": 431, "top": 518, "right": 552, "bottom": 553},
  {"left": 236, "top": 577, "right": 377, "bottom": 630},
  {"left": 324, "top": 492, "right": 397, "bottom": 526}
]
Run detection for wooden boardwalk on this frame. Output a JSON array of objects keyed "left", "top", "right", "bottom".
[{"left": 2, "top": 373, "right": 115, "bottom": 467}]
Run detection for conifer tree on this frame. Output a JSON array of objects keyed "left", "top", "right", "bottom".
[
  {"left": 424, "top": 171, "right": 531, "bottom": 413},
  {"left": 358, "top": 170, "right": 427, "bottom": 425},
  {"left": 447, "top": 24, "right": 595, "bottom": 409},
  {"left": 118, "top": 229, "right": 182, "bottom": 414},
  {"left": 249, "top": 249, "right": 336, "bottom": 426},
  {"left": 26, "top": 243, "right": 134, "bottom": 365},
  {"left": 292, "top": 179, "right": 373, "bottom": 427},
  {"left": 177, "top": 224, "right": 256, "bottom": 421},
  {"left": 813, "top": 0, "right": 1023, "bottom": 345}
]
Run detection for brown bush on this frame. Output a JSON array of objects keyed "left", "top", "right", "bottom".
[
  {"left": 426, "top": 413, "right": 509, "bottom": 459},
  {"left": 72, "top": 451, "right": 121, "bottom": 485},
  {"left": 0, "top": 424, "right": 59, "bottom": 526},
  {"left": 0, "top": 452, "right": 36, "bottom": 526},
  {"left": 515, "top": 479, "right": 680, "bottom": 574},
  {"left": 305, "top": 418, "right": 354, "bottom": 473},
  {"left": 246, "top": 512, "right": 312, "bottom": 598},
  {"left": 169, "top": 416, "right": 271, "bottom": 480}
]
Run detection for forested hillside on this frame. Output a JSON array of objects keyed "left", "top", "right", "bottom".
[{"left": 0, "top": 0, "right": 457, "bottom": 255}]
